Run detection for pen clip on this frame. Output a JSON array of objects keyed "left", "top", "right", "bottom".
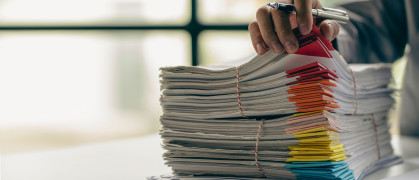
[
  {"left": 313, "top": 8, "right": 349, "bottom": 24},
  {"left": 322, "top": 8, "right": 347, "bottom": 16}
]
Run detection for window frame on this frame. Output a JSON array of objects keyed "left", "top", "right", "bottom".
[{"left": 0, "top": 0, "right": 249, "bottom": 66}]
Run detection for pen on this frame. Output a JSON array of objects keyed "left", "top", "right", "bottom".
[{"left": 267, "top": 2, "right": 349, "bottom": 24}]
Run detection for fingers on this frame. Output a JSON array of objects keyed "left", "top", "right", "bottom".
[
  {"left": 256, "top": 6, "right": 284, "bottom": 53},
  {"left": 250, "top": 0, "right": 330, "bottom": 55},
  {"left": 254, "top": 4, "right": 298, "bottom": 54},
  {"left": 249, "top": 21, "right": 268, "bottom": 55},
  {"left": 294, "top": 0, "right": 313, "bottom": 35},
  {"left": 271, "top": 9, "right": 299, "bottom": 53},
  {"left": 319, "top": 20, "right": 340, "bottom": 41}
]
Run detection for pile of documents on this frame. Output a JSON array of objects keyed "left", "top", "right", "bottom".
[{"left": 156, "top": 27, "right": 401, "bottom": 180}]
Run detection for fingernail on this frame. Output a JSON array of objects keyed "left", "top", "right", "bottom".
[
  {"left": 272, "top": 41, "right": 283, "bottom": 53},
  {"left": 285, "top": 41, "right": 298, "bottom": 53},
  {"left": 256, "top": 43, "right": 265, "bottom": 54},
  {"left": 327, "top": 23, "right": 334, "bottom": 40},
  {"left": 299, "top": 23, "right": 309, "bottom": 35}
]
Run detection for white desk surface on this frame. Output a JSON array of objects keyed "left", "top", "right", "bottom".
[{"left": 2, "top": 134, "right": 419, "bottom": 180}]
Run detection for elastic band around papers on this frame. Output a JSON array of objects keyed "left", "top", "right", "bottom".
[
  {"left": 371, "top": 113, "right": 381, "bottom": 159},
  {"left": 254, "top": 119, "right": 266, "bottom": 177},
  {"left": 349, "top": 69, "right": 358, "bottom": 115},
  {"left": 235, "top": 66, "right": 246, "bottom": 117}
]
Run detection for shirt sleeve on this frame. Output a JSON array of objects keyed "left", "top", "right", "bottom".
[{"left": 336, "top": 0, "right": 408, "bottom": 63}]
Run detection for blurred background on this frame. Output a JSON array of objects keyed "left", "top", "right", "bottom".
[{"left": 0, "top": 0, "right": 405, "bottom": 154}]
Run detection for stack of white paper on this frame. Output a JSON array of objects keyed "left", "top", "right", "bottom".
[{"left": 155, "top": 26, "right": 401, "bottom": 180}]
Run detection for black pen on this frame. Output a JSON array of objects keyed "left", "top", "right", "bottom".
[{"left": 267, "top": 2, "right": 349, "bottom": 24}]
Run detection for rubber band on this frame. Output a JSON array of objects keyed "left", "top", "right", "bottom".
[
  {"left": 371, "top": 113, "right": 381, "bottom": 159},
  {"left": 236, "top": 66, "right": 246, "bottom": 117},
  {"left": 349, "top": 69, "right": 358, "bottom": 115},
  {"left": 254, "top": 119, "right": 266, "bottom": 177},
  {"left": 236, "top": 66, "right": 264, "bottom": 176}
]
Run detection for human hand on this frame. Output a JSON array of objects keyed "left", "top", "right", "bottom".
[{"left": 249, "top": 0, "right": 340, "bottom": 55}]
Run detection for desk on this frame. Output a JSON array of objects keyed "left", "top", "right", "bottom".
[{"left": 2, "top": 135, "right": 419, "bottom": 180}]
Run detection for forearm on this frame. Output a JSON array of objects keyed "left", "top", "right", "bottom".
[{"left": 335, "top": 0, "right": 407, "bottom": 63}]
